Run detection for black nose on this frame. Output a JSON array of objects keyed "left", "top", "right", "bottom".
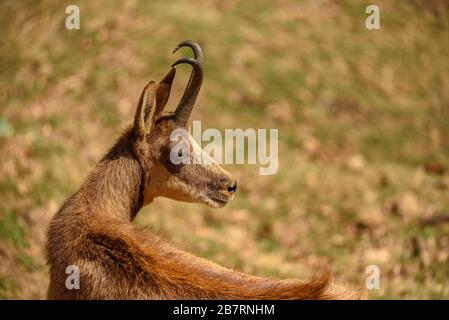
[{"left": 227, "top": 180, "right": 237, "bottom": 193}]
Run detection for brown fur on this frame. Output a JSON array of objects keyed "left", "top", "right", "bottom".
[{"left": 46, "top": 65, "right": 362, "bottom": 300}]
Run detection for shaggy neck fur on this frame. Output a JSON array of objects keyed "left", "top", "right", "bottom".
[{"left": 81, "top": 128, "right": 144, "bottom": 221}]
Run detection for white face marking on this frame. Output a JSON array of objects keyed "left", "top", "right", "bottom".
[
  {"left": 170, "top": 127, "right": 219, "bottom": 166},
  {"left": 189, "top": 134, "right": 219, "bottom": 166}
]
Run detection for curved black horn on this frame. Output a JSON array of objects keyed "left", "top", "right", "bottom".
[
  {"left": 172, "top": 41, "right": 203, "bottom": 125},
  {"left": 173, "top": 40, "right": 203, "bottom": 63}
]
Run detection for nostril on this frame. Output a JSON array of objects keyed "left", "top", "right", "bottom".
[{"left": 227, "top": 180, "right": 237, "bottom": 193}]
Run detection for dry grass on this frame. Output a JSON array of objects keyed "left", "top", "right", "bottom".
[{"left": 1, "top": 0, "right": 448, "bottom": 299}]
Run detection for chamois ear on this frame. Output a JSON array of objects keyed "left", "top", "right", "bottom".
[
  {"left": 155, "top": 67, "right": 176, "bottom": 115},
  {"left": 134, "top": 80, "right": 158, "bottom": 140}
]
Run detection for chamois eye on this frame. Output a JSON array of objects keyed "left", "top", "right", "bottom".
[{"left": 178, "top": 149, "right": 183, "bottom": 158}]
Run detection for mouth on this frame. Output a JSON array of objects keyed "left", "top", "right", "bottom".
[
  {"left": 200, "top": 194, "right": 231, "bottom": 208},
  {"left": 210, "top": 197, "right": 228, "bottom": 207}
]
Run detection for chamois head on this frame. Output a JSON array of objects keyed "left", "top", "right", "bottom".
[{"left": 132, "top": 40, "right": 237, "bottom": 208}]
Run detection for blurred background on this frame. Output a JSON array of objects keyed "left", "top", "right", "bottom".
[{"left": 1, "top": 0, "right": 448, "bottom": 299}]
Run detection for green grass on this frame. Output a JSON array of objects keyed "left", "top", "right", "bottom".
[
  {"left": 0, "top": 118, "right": 14, "bottom": 138},
  {"left": 0, "top": 212, "right": 27, "bottom": 248}
]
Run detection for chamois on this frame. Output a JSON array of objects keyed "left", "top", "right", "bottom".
[{"left": 46, "top": 40, "right": 360, "bottom": 299}]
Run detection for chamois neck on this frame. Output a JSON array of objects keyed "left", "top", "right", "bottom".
[{"left": 81, "top": 128, "right": 144, "bottom": 221}]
